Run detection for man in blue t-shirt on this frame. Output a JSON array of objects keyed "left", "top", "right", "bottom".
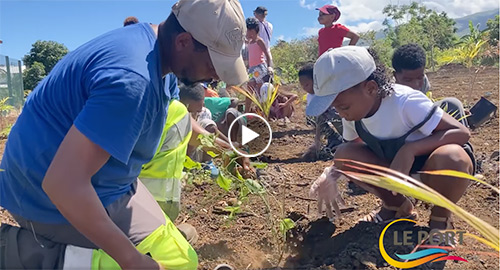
[{"left": 0, "top": 0, "right": 247, "bottom": 269}]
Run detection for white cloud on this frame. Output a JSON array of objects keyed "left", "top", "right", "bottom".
[
  {"left": 299, "top": 0, "right": 318, "bottom": 10},
  {"left": 293, "top": 0, "right": 498, "bottom": 39},
  {"left": 301, "top": 26, "right": 321, "bottom": 36},
  {"left": 423, "top": 0, "right": 499, "bottom": 18},
  {"left": 331, "top": 0, "right": 499, "bottom": 23},
  {"left": 345, "top": 21, "right": 384, "bottom": 33}
]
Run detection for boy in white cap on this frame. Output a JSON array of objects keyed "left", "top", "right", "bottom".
[
  {"left": 308, "top": 46, "right": 475, "bottom": 235},
  {"left": 0, "top": 0, "right": 247, "bottom": 269}
]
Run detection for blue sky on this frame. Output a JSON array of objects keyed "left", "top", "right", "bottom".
[{"left": 1, "top": 0, "right": 498, "bottom": 61}]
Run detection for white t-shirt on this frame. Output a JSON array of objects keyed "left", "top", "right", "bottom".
[
  {"left": 259, "top": 82, "right": 274, "bottom": 103},
  {"left": 258, "top": 20, "right": 273, "bottom": 50},
  {"left": 342, "top": 84, "right": 444, "bottom": 142}
]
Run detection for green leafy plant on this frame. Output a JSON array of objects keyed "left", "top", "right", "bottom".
[
  {"left": 436, "top": 21, "right": 490, "bottom": 104},
  {"left": 0, "top": 97, "right": 14, "bottom": 139},
  {"left": 191, "top": 134, "right": 295, "bottom": 265},
  {"left": 271, "top": 37, "right": 318, "bottom": 84},
  {"left": 232, "top": 84, "right": 280, "bottom": 119},
  {"left": 0, "top": 97, "right": 14, "bottom": 116}
]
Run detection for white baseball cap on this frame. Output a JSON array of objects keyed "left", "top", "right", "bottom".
[
  {"left": 172, "top": 0, "right": 247, "bottom": 86},
  {"left": 306, "top": 46, "right": 376, "bottom": 116}
]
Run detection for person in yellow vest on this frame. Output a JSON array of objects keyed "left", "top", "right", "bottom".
[{"left": 139, "top": 84, "right": 203, "bottom": 245}]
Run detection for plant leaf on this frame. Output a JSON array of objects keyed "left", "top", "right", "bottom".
[
  {"left": 418, "top": 170, "right": 500, "bottom": 193},
  {"left": 197, "top": 134, "right": 216, "bottom": 149},
  {"left": 335, "top": 159, "right": 500, "bottom": 249},
  {"left": 245, "top": 179, "right": 265, "bottom": 194},
  {"left": 216, "top": 172, "right": 232, "bottom": 192},
  {"left": 250, "top": 162, "right": 268, "bottom": 169},
  {"left": 206, "top": 151, "right": 218, "bottom": 158},
  {"left": 183, "top": 156, "right": 202, "bottom": 170},
  {"left": 279, "top": 218, "right": 295, "bottom": 238}
]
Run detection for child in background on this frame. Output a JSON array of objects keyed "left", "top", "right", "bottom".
[
  {"left": 299, "top": 63, "right": 343, "bottom": 160},
  {"left": 245, "top": 17, "right": 273, "bottom": 112},
  {"left": 392, "top": 44, "right": 469, "bottom": 127},
  {"left": 259, "top": 83, "right": 298, "bottom": 120},
  {"left": 203, "top": 97, "right": 244, "bottom": 142},
  {"left": 253, "top": 6, "right": 274, "bottom": 60},
  {"left": 392, "top": 43, "right": 431, "bottom": 95},
  {"left": 317, "top": 5, "right": 359, "bottom": 56},
  {"left": 308, "top": 46, "right": 475, "bottom": 236}
]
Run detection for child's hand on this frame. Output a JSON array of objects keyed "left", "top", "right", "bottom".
[
  {"left": 309, "top": 166, "right": 344, "bottom": 222},
  {"left": 267, "top": 66, "right": 274, "bottom": 75},
  {"left": 389, "top": 145, "right": 416, "bottom": 195}
]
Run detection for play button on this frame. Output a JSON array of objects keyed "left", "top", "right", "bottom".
[
  {"left": 241, "top": 125, "right": 260, "bottom": 145},
  {"left": 228, "top": 113, "right": 272, "bottom": 158}
]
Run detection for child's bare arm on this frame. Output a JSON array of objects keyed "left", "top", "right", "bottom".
[
  {"left": 404, "top": 112, "right": 470, "bottom": 157},
  {"left": 257, "top": 39, "right": 272, "bottom": 67},
  {"left": 345, "top": 30, "right": 359, "bottom": 45},
  {"left": 391, "top": 113, "right": 470, "bottom": 175}
]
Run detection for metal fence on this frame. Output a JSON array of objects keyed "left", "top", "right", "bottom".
[{"left": 0, "top": 55, "right": 24, "bottom": 108}]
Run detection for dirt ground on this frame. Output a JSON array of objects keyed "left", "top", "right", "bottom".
[
  {"left": 183, "top": 65, "right": 500, "bottom": 270},
  {"left": 0, "top": 65, "right": 499, "bottom": 269}
]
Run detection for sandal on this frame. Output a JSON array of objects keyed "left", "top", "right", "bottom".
[
  {"left": 360, "top": 199, "right": 418, "bottom": 224},
  {"left": 427, "top": 216, "right": 457, "bottom": 248}
]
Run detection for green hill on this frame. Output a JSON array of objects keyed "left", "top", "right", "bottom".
[
  {"left": 354, "top": 8, "right": 498, "bottom": 45},
  {"left": 455, "top": 9, "right": 499, "bottom": 36}
]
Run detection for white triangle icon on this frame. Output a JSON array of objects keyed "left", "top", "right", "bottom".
[{"left": 241, "top": 125, "right": 260, "bottom": 146}]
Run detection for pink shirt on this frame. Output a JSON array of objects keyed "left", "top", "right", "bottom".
[
  {"left": 248, "top": 41, "right": 266, "bottom": 67},
  {"left": 318, "top": 24, "right": 350, "bottom": 56}
]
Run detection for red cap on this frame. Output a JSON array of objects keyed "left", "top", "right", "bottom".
[{"left": 316, "top": 5, "right": 341, "bottom": 21}]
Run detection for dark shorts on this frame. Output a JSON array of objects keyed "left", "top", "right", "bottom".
[{"left": 410, "top": 143, "right": 476, "bottom": 174}]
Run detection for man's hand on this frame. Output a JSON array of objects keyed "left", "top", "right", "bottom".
[
  {"left": 237, "top": 156, "right": 255, "bottom": 179},
  {"left": 309, "top": 166, "right": 345, "bottom": 222}
]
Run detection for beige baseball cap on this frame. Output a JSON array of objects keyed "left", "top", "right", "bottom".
[{"left": 172, "top": 0, "right": 247, "bottom": 86}]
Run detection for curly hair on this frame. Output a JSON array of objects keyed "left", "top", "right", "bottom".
[
  {"left": 246, "top": 17, "right": 260, "bottom": 33},
  {"left": 392, "top": 43, "right": 426, "bottom": 72},
  {"left": 123, "top": 16, "right": 139, "bottom": 27},
  {"left": 367, "top": 48, "right": 393, "bottom": 98}
]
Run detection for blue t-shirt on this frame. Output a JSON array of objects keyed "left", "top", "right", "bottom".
[
  {"left": 0, "top": 23, "right": 170, "bottom": 224},
  {"left": 166, "top": 74, "right": 180, "bottom": 100}
]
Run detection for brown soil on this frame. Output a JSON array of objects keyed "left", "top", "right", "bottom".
[
  {"left": 185, "top": 65, "right": 500, "bottom": 270},
  {"left": 0, "top": 65, "right": 498, "bottom": 269}
]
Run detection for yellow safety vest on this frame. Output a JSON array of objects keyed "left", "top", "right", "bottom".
[{"left": 139, "top": 99, "right": 192, "bottom": 203}]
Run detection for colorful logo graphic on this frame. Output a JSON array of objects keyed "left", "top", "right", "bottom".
[{"left": 379, "top": 219, "right": 468, "bottom": 269}]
